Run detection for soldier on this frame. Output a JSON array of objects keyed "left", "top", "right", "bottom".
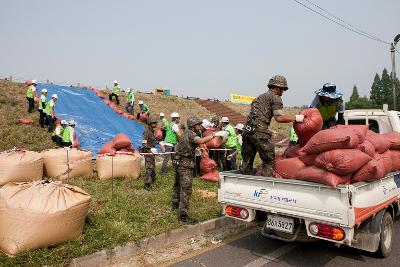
[
  {"left": 141, "top": 114, "right": 159, "bottom": 190},
  {"left": 172, "top": 116, "right": 227, "bottom": 223},
  {"left": 241, "top": 75, "right": 304, "bottom": 176}
]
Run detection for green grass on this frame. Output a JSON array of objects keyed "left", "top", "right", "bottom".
[{"left": 0, "top": 168, "right": 221, "bottom": 266}]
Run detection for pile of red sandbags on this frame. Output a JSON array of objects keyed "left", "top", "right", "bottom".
[
  {"left": 99, "top": 133, "right": 135, "bottom": 155},
  {"left": 199, "top": 152, "right": 219, "bottom": 182},
  {"left": 19, "top": 117, "right": 33, "bottom": 125},
  {"left": 276, "top": 108, "right": 400, "bottom": 187},
  {"left": 203, "top": 128, "right": 223, "bottom": 149},
  {"left": 103, "top": 100, "right": 136, "bottom": 121}
]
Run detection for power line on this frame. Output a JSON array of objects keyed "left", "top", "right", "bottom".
[{"left": 291, "top": 0, "right": 390, "bottom": 45}]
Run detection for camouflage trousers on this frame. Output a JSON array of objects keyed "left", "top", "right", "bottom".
[
  {"left": 172, "top": 163, "right": 194, "bottom": 214},
  {"left": 241, "top": 131, "right": 275, "bottom": 176},
  {"left": 144, "top": 155, "right": 156, "bottom": 184}
]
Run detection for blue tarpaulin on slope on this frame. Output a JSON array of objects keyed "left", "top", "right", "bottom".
[{"left": 37, "top": 83, "right": 144, "bottom": 155}]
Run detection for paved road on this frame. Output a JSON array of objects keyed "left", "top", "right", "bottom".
[{"left": 171, "top": 220, "right": 400, "bottom": 267}]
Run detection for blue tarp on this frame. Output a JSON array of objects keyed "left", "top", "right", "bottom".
[{"left": 37, "top": 83, "right": 144, "bottom": 155}]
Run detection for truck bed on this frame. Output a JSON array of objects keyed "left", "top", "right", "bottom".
[{"left": 218, "top": 171, "right": 400, "bottom": 227}]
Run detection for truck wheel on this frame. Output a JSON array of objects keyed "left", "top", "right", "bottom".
[{"left": 378, "top": 212, "right": 394, "bottom": 258}]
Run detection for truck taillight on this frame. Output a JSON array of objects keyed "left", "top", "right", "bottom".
[
  {"left": 225, "top": 205, "right": 249, "bottom": 219},
  {"left": 308, "top": 222, "right": 345, "bottom": 241}
]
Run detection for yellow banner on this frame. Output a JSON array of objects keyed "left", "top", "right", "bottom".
[{"left": 230, "top": 94, "right": 256, "bottom": 104}]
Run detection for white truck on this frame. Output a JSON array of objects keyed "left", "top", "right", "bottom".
[{"left": 218, "top": 107, "right": 400, "bottom": 257}]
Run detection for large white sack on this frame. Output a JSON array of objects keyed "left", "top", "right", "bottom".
[{"left": 96, "top": 152, "right": 141, "bottom": 180}]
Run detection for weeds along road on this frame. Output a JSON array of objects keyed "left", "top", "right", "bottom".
[{"left": 170, "top": 219, "right": 400, "bottom": 267}]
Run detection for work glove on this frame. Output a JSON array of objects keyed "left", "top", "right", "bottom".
[
  {"left": 214, "top": 131, "right": 228, "bottom": 138},
  {"left": 295, "top": 115, "right": 305, "bottom": 123},
  {"left": 150, "top": 148, "right": 158, "bottom": 154}
]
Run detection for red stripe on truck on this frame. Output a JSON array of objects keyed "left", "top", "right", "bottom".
[{"left": 354, "top": 196, "right": 397, "bottom": 225}]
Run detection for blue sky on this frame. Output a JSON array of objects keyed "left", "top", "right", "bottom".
[{"left": 1, "top": 0, "right": 399, "bottom": 106}]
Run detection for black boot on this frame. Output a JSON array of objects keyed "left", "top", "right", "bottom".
[
  {"left": 144, "top": 183, "right": 151, "bottom": 191},
  {"left": 179, "top": 213, "right": 198, "bottom": 224},
  {"left": 171, "top": 202, "right": 178, "bottom": 211}
]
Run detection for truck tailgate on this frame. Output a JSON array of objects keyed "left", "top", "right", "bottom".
[{"left": 218, "top": 171, "right": 352, "bottom": 226}]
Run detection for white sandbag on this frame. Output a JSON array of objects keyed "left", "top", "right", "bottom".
[
  {"left": 0, "top": 149, "right": 43, "bottom": 186},
  {"left": 96, "top": 152, "right": 141, "bottom": 180},
  {"left": 0, "top": 180, "right": 91, "bottom": 256},
  {"left": 41, "top": 148, "right": 93, "bottom": 179}
]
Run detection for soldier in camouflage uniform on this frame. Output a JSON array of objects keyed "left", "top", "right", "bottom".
[
  {"left": 241, "top": 75, "right": 305, "bottom": 176},
  {"left": 141, "top": 114, "right": 159, "bottom": 190},
  {"left": 172, "top": 116, "right": 227, "bottom": 223}
]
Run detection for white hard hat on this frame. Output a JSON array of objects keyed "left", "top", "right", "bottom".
[
  {"left": 221, "top": 117, "right": 229, "bottom": 123},
  {"left": 31, "top": 79, "right": 37, "bottom": 84},
  {"left": 60, "top": 120, "right": 68, "bottom": 125},
  {"left": 113, "top": 80, "right": 118, "bottom": 84},
  {"left": 126, "top": 88, "right": 131, "bottom": 92},
  {"left": 138, "top": 100, "right": 144, "bottom": 105},
  {"left": 201, "top": 120, "right": 211, "bottom": 130},
  {"left": 69, "top": 120, "right": 76, "bottom": 126},
  {"left": 171, "top": 112, "right": 180, "bottom": 118},
  {"left": 235, "top": 123, "right": 245, "bottom": 131},
  {"left": 52, "top": 94, "right": 58, "bottom": 99},
  {"left": 160, "top": 112, "right": 165, "bottom": 117},
  {"left": 41, "top": 88, "right": 47, "bottom": 93}
]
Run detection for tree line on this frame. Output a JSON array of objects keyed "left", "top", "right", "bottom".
[{"left": 346, "top": 68, "right": 400, "bottom": 110}]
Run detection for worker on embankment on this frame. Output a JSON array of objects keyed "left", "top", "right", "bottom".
[
  {"left": 52, "top": 120, "right": 68, "bottom": 146},
  {"left": 172, "top": 117, "right": 227, "bottom": 224},
  {"left": 109, "top": 80, "right": 120, "bottom": 105},
  {"left": 137, "top": 100, "right": 149, "bottom": 120},
  {"left": 26, "top": 80, "right": 38, "bottom": 113},
  {"left": 62, "top": 120, "right": 77, "bottom": 147},
  {"left": 44, "top": 94, "right": 58, "bottom": 132},
  {"left": 125, "top": 88, "right": 134, "bottom": 114},
  {"left": 38, "top": 88, "right": 47, "bottom": 128},
  {"left": 141, "top": 114, "right": 159, "bottom": 190},
  {"left": 241, "top": 75, "right": 304, "bottom": 176},
  {"left": 310, "top": 83, "right": 345, "bottom": 129}
]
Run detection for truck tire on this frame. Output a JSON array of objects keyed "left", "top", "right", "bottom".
[{"left": 378, "top": 212, "right": 394, "bottom": 258}]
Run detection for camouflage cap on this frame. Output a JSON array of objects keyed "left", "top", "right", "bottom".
[
  {"left": 267, "top": 75, "right": 288, "bottom": 90},
  {"left": 187, "top": 116, "right": 202, "bottom": 127},
  {"left": 210, "top": 115, "right": 221, "bottom": 125},
  {"left": 147, "top": 114, "right": 158, "bottom": 124}
]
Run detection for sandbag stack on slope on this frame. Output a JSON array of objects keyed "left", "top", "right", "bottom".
[
  {"left": 0, "top": 181, "right": 91, "bottom": 256},
  {"left": 277, "top": 121, "right": 400, "bottom": 187},
  {"left": 0, "top": 150, "right": 43, "bottom": 186},
  {"left": 41, "top": 148, "right": 93, "bottom": 179},
  {"left": 96, "top": 152, "right": 141, "bottom": 180},
  {"left": 99, "top": 133, "right": 136, "bottom": 155}
]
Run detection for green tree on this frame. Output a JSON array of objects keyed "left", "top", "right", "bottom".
[
  {"left": 381, "top": 68, "right": 393, "bottom": 108},
  {"left": 349, "top": 85, "right": 359, "bottom": 102},
  {"left": 346, "top": 95, "right": 376, "bottom": 109},
  {"left": 370, "top": 73, "right": 383, "bottom": 106}
]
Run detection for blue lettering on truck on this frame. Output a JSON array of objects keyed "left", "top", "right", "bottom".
[
  {"left": 254, "top": 188, "right": 268, "bottom": 198},
  {"left": 394, "top": 173, "right": 400, "bottom": 188}
]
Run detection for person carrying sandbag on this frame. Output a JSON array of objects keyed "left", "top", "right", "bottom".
[
  {"left": 109, "top": 80, "right": 120, "bottom": 105},
  {"left": 136, "top": 100, "right": 149, "bottom": 120},
  {"left": 38, "top": 88, "right": 47, "bottom": 128},
  {"left": 141, "top": 114, "right": 159, "bottom": 190},
  {"left": 310, "top": 83, "right": 345, "bottom": 129},
  {"left": 44, "top": 94, "right": 58, "bottom": 132},
  {"left": 62, "top": 120, "right": 77, "bottom": 147},
  {"left": 241, "top": 75, "right": 305, "bottom": 176},
  {"left": 172, "top": 116, "right": 227, "bottom": 224},
  {"left": 52, "top": 120, "right": 68, "bottom": 146}
]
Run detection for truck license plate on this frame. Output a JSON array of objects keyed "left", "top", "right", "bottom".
[{"left": 266, "top": 215, "right": 294, "bottom": 233}]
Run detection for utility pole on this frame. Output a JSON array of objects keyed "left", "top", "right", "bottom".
[{"left": 391, "top": 34, "right": 400, "bottom": 111}]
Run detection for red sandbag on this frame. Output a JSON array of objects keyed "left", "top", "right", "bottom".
[
  {"left": 103, "top": 100, "right": 111, "bottom": 105},
  {"left": 19, "top": 117, "right": 33, "bottom": 125},
  {"left": 375, "top": 151, "right": 392, "bottom": 174},
  {"left": 122, "top": 112, "right": 130, "bottom": 118},
  {"left": 109, "top": 102, "right": 117, "bottom": 109},
  {"left": 72, "top": 140, "right": 80, "bottom": 148},
  {"left": 383, "top": 132, "right": 400, "bottom": 150},
  {"left": 357, "top": 140, "right": 376, "bottom": 157},
  {"left": 155, "top": 129, "right": 163, "bottom": 141},
  {"left": 294, "top": 166, "right": 350, "bottom": 188},
  {"left": 293, "top": 108, "right": 323, "bottom": 146},
  {"left": 284, "top": 145, "right": 302, "bottom": 158},
  {"left": 127, "top": 114, "right": 136, "bottom": 120},
  {"left": 118, "top": 145, "right": 135, "bottom": 153},
  {"left": 204, "top": 128, "right": 223, "bottom": 149},
  {"left": 201, "top": 170, "right": 220, "bottom": 183},
  {"left": 331, "top": 125, "right": 368, "bottom": 144},
  {"left": 200, "top": 155, "right": 217, "bottom": 174},
  {"left": 351, "top": 159, "right": 384, "bottom": 183},
  {"left": 365, "top": 132, "right": 390, "bottom": 154},
  {"left": 113, "top": 133, "right": 131, "bottom": 149},
  {"left": 140, "top": 113, "right": 148, "bottom": 122},
  {"left": 25, "top": 80, "right": 32, "bottom": 86},
  {"left": 274, "top": 157, "right": 305, "bottom": 178},
  {"left": 314, "top": 149, "right": 371, "bottom": 176},
  {"left": 298, "top": 154, "right": 317, "bottom": 166},
  {"left": 96, "top": 92, "right": 105, "bottom": 99},
  {"left": 389, "top": 150, "right": 400, "bottom": 172},
  {"left": 99, "top": 141, "right": 116, "bottom": 155},
  {"left": 301, "top": 128, "right": 359, "bottom": 155}
]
